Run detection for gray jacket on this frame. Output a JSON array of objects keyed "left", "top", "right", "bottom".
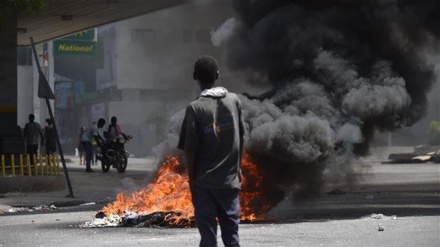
[{"left": 178, "top": 87, "right": 245, "bottom": 189}]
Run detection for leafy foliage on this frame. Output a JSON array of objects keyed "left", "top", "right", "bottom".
[{"left": 0, "top": 0, "right": 45, "bottom": 26}]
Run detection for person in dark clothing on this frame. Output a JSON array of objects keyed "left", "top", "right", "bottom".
[
  {"left": 43, "top": 118, "right": 57, "bottom": 155},
  {"left": 95, "top": 118, "right": 107, "bottom": 146},
  {"left": 23, "top": 114, "right": 43, "bottom": 165},
  {"left": 178, "top": 55, "right": 245, "bottom": 247},
  {"left": 80, "top": 124, "right": 95, "bottom": 173},
  {"left": 107, "top": 116, "right": 126, "bottom": 140},
  {"left": 93, "top": 118, "right": 107, "bottom": 161}
]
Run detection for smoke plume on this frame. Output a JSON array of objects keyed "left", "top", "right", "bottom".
[
  {"left": 156, "top": 0, "right": 440, "bottom": 208},
  {"left": 210, "top": 0, "right": 440, "bottom": 201}
]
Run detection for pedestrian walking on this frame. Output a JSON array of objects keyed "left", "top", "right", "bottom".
[
  {"left": 80, "top": 125, "right": 92, "bottom": 172},
  {"left": 87, "top": 122, "right": 98, "bottom": 165},
  {"left": 82, "top": 122, "right": 99, "bottom": 172},
  {"left": 91, "top": 121, "right": 98, "bottom": 165},
  {"left": 178, "top": 55, "right": 245, "bottom": 247},
  {"left": 78, "top": 126, "right": 87, "bottom": 166}
]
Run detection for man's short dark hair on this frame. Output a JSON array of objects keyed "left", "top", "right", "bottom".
[
  {"left": 193, "top": 55, "right": 219, "bottom": 85},
  {"left": 97, "top": 118, "right": 106, "bottom": 128},
  {"left": 29, "top": 114, "right": 35, "bottom": 122},
  {"left": 110, "top": 116, "right": 117, "bottom": 125}
]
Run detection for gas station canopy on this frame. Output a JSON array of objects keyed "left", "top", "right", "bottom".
[{"left": 17, "top": 0, "right": 187, "bottom": 46}]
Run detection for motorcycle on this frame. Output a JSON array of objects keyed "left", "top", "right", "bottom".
[{"left": 96, "top": 135, "right": 132, "bottom": 173}]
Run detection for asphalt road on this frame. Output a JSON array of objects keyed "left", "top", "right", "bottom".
[
  {"left": 0, "top": 147, "right": 439, "bottom": 247},
  {"left": 0, "top": 210, "right": 438, "bottom": 247}
]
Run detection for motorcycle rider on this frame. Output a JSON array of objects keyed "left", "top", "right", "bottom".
[
  {"left": 96, "top": 117, "right": 131, "bottom": 172},
  {"left": 94, "top": 118, "right": 106, "bottom": 147},
  {"left": 108, "top": 116, "right": 120, "bottom": 139},
  {"left": 107, "top": 116, "right": 128, "bottom": 140}
]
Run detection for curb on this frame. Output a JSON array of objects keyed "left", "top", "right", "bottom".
[{"left": 0, "top": 176, "right": 65, "bottom": 194}]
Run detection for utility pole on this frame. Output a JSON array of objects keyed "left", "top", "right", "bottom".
[{"left": 30, "top": 37, "right": 74, "bottom": 198}]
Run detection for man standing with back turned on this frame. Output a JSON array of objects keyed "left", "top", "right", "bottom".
[
  {"left": 23, "top": 113, "right": 43, "bottom": 165},
  {"left": 178, "top": 55, "right": 245, "bottom": 247}
]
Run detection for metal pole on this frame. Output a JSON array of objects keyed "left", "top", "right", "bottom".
[
  {"left": 30, "top": 37, "right": 74, "bottom": 197},
  {"left": 44, "top": 97, "right": 74, "bottom": 197}
]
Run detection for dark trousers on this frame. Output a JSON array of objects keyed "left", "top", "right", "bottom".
[
  {"left": 190, "top": 183, "right": 240, "bottom": 247},
  {"left": 81, "top": 141, "right": 93, "bottom": 170},
  {"left": 26, "top": 144, "right": 38, "bottom": 165},
  {"left": 45, "top": 146, "right": 56, "bottom": 155}
]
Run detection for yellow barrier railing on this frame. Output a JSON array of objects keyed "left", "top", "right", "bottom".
[{"left": 0, "top": 154, "right": 60, "bottom": 177}]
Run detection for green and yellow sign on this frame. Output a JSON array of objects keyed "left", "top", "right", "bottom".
[
  {"left": 54, "top": 29, "right": 97, "bottom": 56},
  {"left": 61, "top": 29, "right": 96, "bottom": 41}
]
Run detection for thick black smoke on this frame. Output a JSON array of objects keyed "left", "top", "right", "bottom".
[{"left": 208, "top": 0, "right": 440, "bottom": 201}]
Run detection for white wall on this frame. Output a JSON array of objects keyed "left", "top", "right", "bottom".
[{"left": 17, "top": 66, "right": 33, "bottom": 127}]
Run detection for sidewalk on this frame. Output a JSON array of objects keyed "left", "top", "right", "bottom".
[{"left": 0, "top": 155, "right": 158, "bottom": 212}]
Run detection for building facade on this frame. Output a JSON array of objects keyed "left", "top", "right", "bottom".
[{"left": 54, "top": 1, "right": 244, "bottom": 156}]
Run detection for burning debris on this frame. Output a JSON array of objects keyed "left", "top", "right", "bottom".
[
  {"left": 96, "top": 156, "right": 194, "bottom": 227},
  {"left": 83, "top": 153, "right": 283, "bottom": 228},
  {"left": 81, "top": 213, "right": 121, "bottom": 228},
  {"left": 81, "top": 211, "right": 193, "bottom": 228}
]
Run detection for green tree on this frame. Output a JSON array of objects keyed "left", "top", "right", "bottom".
[{"left": 0, "top": 0, "right": 45, "bottom": 26}]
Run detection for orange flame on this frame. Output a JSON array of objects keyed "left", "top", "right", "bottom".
[
  {"left": 240, "top": 152, "right": 272, "bottom": 221},
  {"left": 101, "top": 152, "right": 270, "bottom": 226}
]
